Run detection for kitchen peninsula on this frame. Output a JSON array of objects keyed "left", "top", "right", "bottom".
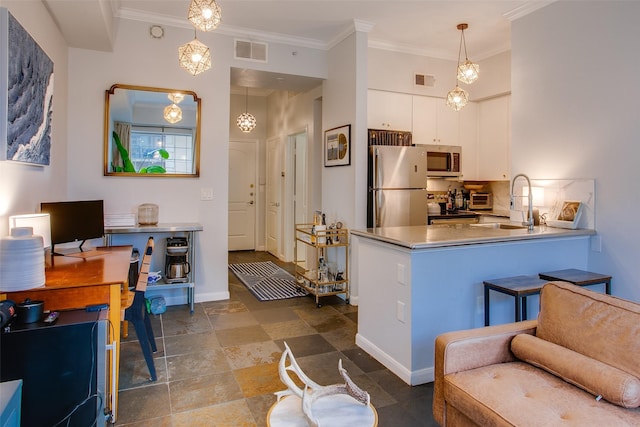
[{"left": 351, "top": 223, "right": 595, "bottom": 386}]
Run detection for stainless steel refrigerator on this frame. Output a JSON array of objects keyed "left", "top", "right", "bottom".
[{"left": 367, "top": 145, "right": 429, "bottom": 227}]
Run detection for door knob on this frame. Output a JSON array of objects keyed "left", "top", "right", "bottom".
[{"left": 248, "top": 200, "right": 254, "bottom": 205}]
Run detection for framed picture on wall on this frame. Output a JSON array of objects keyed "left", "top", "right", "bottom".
[
  {"left": 324, "top": 124, "right": 350, "bottom": 167},
  {"left": 0, "top": 8, "right": 54, "bottom": 166}
]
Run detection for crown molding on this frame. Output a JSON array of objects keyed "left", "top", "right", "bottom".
[
  {"left": 504, "top": 1, "right": 556, "bottom": 21},
  {"left": 117, "top": 7, "right": 327, "bottom": 50},
  {"left": 326, "top": 19, "right": 375, "bottom": 50}
]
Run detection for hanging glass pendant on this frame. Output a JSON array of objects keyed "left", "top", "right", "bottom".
[
  {"left": 164, "top": 104, "right": 183, "bottom": 124},
  {"left": 188, "top": 0, "right": 222, "bottom": 32},
  {"left": 457, "top": 60, "right": 479, "bottom": 84},
  {"left": 178, "top": 37, "right": 211, "bottom": 76},
  {"left": 237, "top": 112, "right": 257, "bottom": 133},
  {"left": 168, "top": 93, "right": 185, "bottom": 104},
  {"left": 237, "top": 87, "right": 256, "bottom": 133},
  {"left": 446, "top": 86, "right": 469, "bottom": 112},
  {"left": 455, "top": 23, "right": 479, "bottom": 85}
]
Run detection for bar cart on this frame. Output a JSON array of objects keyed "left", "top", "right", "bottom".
[{"left": 294, "top": 224, "right": 349, "bottom": 307}]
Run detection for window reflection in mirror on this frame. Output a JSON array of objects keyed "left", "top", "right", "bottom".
[{"left": 104, "top": 84, "right": 201, "bottom": 177}]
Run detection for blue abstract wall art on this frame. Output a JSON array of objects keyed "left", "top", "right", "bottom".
[{"left": 0, "top": 8, "right": 54, "bottom": 166}]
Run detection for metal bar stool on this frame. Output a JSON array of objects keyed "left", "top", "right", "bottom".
[
  {"left": 538, "top": 268, "right": 611, "bottom": 294},
  {"left": 483, "top": 275, "right": 548, "bottom": 326}
]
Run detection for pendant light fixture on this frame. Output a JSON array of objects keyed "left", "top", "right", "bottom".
[
  {"left": 188, "top": 0, "right": 222, "bottom": 32},
  {"left": 237, "top": 87, "right": 257, "bottom": 133},
  {"left": 168, "top": 92, "right": 185, "bottom": 104},
  {"left": 446, "top": 86, "right": 469, "bottom": 112},
  {"left": 455, "top": 23, "right": 479, "bottom": 84},
  {"left": 447, "top": 23, "right": 478, "bottom": 112},
  {"left": 164, "top": 103, "right": 183, "bottom": 124},
  {"left": 178, "top": 30, "right": 211, "bottom": 76}
]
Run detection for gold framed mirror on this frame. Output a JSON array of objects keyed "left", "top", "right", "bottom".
[{"left": 104, "top": 84, "right": 201, "bottom": 177}]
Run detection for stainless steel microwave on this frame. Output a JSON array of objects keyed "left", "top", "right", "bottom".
[{"left": 420, "top": 144, "right": 462, "bottom": 177}]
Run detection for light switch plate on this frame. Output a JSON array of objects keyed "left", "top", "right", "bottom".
[
  {"left": 397, "top": 264, "right": 405, "bottom": 285},
  {"left": 200, "top": 188, "right": 214, "bottom": 201}
]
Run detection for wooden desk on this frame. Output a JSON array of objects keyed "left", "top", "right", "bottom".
[{"left": 0, "top": 245, "right": 132, "bottom": 423}]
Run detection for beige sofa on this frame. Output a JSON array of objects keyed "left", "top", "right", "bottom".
[{"left": 433, "top": 281, "right": 640, "bottom": 426}]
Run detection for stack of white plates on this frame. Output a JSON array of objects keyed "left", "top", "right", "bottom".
[{"left": 0, "top": 227, "right": 46, "bottom": 292}]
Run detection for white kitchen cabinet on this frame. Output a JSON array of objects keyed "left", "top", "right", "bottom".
[
  {"left": 367, "top": 90, "right": 412, "bottom": 131},
  {"left": 411, "top": 96, "right": 459, "bottom": 146},
  {"left": 458, "top": 101, "right": 478, "bottom": 180},
  {"left": 477, "top": 95, "right": 511, "bottom": 180}
]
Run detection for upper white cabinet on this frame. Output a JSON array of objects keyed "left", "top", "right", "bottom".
[
  {"left": 458, "top": 101, "right": 478, "bottom": 180},
  {"left": 367, "top": 90, "right": 412, "bottom": 131},
  {"left": 477, "top": 95, "right": 511, "bottom": 180},
  {"left": 412, "top": 96, "right": 459, "bottom": 145}
]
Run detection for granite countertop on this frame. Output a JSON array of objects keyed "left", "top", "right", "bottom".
[
  {"left": 473, "top": 209, "right": 510, "bottom": 217},
  {"left": 351, "top": 223, "right": 595, "bottom": 250}
]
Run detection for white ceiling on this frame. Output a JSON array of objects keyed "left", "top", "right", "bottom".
[{"left": 43, "top": 0, "right": 553, "bottom": 92}]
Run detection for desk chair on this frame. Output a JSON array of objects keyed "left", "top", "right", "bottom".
[{"left": 123, "top": 237, "right": 157, "bottom": 381}]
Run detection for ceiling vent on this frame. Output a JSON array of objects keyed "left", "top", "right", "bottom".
[
  {"left": 414, "top": 73, "right": 436, "bottom": 88},
  {"left": 235, "top": 40, "right": 268, "bottom": 63}
]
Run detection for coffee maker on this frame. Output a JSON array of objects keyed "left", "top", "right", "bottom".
[{"left": 165, "top": 237, "right": 190, "bottom": 283}]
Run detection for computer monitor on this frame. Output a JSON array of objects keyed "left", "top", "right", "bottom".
[{"left": 40, "top": 200, "right": 104, "bottom": 254}]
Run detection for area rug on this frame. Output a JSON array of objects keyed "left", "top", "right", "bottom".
[{"left": 229, "top": 261, "right": 307, "bottom": 301}]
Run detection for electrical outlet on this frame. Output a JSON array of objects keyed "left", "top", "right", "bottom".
[
  {"left": 396, "top": 301, "right": 405, "bottom": 323},
  {"left": 397, "top": 264, "right": 405, "bottom": 285},
  {"left": 476, "top": 296, "right": 484, "bottom": 314},
  {"left": 590, "top": 235, "right": 602, "bottom": 252}
]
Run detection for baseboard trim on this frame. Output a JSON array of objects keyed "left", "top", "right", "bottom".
[
  {"left": 146, "top": 290, "right": 230, "bottom": 307},
  {"left": 355, "top": 333, "right": 434, "bottom": 385}
]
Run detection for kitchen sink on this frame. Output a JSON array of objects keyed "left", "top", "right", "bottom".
[{"left": 470, "top": 223, "right": 528, "bottom": 230}]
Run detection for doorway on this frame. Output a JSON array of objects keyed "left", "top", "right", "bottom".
[
  {"left": 285, "top": 130, "right": 308, "bottom": 262},
  {"left": 265, "top": 130, "right": 309, "bottom": 262},
  {"left": 228, "top": 140, "right": 258, "bottom": 251},
  {"left": 265, "top": 136, "right": 284, "bottom": 258}
]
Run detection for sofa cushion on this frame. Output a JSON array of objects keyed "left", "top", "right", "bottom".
[
  {"left": 444, "top": 362, "right": 640, "bottom": 426},
  {"left": 511, "top": 333, "right": 640, "bottom": 408},
  {"left": 537, "top": 281, "right": 640, "bottom": 379}
]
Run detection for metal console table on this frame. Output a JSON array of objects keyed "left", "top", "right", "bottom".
[{"left": 104, "top": 223, "right": 203, "bottom": 313}]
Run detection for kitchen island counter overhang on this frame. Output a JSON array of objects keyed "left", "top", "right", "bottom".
[{"left": 350, "top": 224, "right": 595, "bottom": 386}]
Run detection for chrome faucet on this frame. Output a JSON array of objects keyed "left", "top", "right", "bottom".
[{"left": 511, "top": 173, "right": 535, "bottom": 232}]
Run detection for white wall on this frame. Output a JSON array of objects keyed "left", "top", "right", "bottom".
[
  {"left": 320, "top": 30, "right": 368, "bottom": 303},
  {"left": 0, "top": 1, "right": 68, "bottom": 234},
  {"left": 511, "top": 1, "right": 640, "bottom": 302},
  {"left": 368, "top": 48, "right": 453, "bottom": 97},
  {"left": 66, "top": 18, "right": 328, "bottom": 303},
  {"left": 472, "top": 51, "right": 511, "bottom": 100},
  {"left": 368, "top": 47, "right": 509, "bottom": 101},
  {"left": 322, "top": 31, "right": 367, "bottom": 229}
]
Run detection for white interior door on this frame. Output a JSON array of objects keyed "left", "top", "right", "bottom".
[
  {"left": 266, "top": 136, "right": 284, "bottom": 258},
  {"left": 228, "top": 140, "right": 257, "bottom": 250}
]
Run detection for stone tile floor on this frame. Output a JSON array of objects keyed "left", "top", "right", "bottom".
[{"left": 116, "top": 250, "right": 437, "bottom": 426}]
